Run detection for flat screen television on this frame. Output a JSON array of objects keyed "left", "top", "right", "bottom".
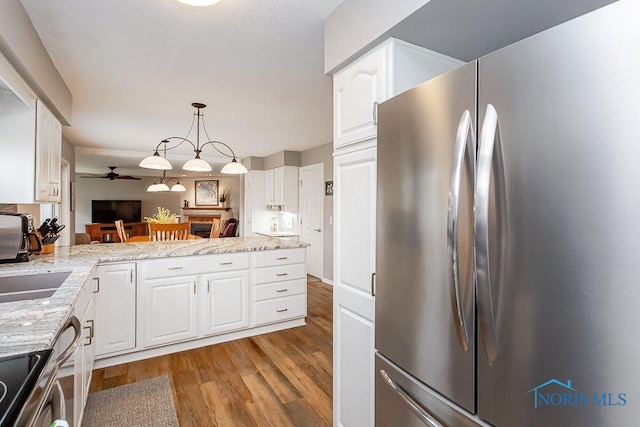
[{"left": 91, "top": 200, "right": 142, "bottom": 223}]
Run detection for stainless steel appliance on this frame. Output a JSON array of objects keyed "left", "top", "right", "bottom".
[
  {"left": 0, "top": 213, "right": 42, "bottom": 263},
  {"left": 376, "top": 1, "right": 640, "bottom": 425},
  {"left": 0, "top": 317, "right": 81, "bottom": 426}
]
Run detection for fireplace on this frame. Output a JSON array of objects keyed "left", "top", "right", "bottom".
[
  {"left": 181, "top": 207, "right": 233, "bottom": 239},
  {"left": 190, "top": 222, "right": 213, "bottom": 238}
]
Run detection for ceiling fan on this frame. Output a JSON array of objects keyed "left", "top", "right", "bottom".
[{"left": 81, "top": 166, "right": 141, "bottom": 180}]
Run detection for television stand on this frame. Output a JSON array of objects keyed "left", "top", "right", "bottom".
[{"left": 85, "top": 222, "right": 147, "bottom": 243}]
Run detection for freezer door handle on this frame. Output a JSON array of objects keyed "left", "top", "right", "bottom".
[
  {"left": 380, "top": 369, "right": 444, "bottom": 427},
  {"left": 475, "top": 104, "right": 505, "bottom": 363},
  {"left": 446, "top": 110, "right": 475, "bottom": 352}
]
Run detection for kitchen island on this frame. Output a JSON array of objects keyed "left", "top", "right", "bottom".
[{"left": 0, "top": 236, "right": 309, "bottom": 358}]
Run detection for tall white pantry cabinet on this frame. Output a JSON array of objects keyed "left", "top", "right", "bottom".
[{"left": 332, "top": 38, "right": 464, "bottom": 426}]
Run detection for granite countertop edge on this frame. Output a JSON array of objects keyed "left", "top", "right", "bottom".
[{"left": 0, "top": 237, "right": 309, "bottom": 358}]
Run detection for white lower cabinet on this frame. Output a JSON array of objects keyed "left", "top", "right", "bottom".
[
  {"left": 91, "top": 249, "right": 306, "bottom": 368},
  {"left": 73, "top": 295, "right": 95, "bottom": 426},
  {"left": 143, "top": 276, "right": 198, "bottom": 347},
  {"left": 199, "top": 271, "right": 249, "bottom": 336},
  {"left": 94, "top": 263, "right": 136, "bottom": 356}
]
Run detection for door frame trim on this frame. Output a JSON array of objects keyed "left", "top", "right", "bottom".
[{"left": 299, "top": 162, "right": 324, "bottom": 280}]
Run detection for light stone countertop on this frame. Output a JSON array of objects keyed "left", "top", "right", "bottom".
[{"left": 0, "top": 237, "right": 309, "bottom": 358}]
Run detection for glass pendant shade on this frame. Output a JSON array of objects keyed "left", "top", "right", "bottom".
[
  {"left": 155, "top": 183, "right": 170, "bottom": 192},
  {"left": 220, "top": 158, "right": 248, "bottom": 174},
  {"left": 176, "top": 0, "right": 222, "bottom": 6},
  {"left": 171, "top": 182, "right": 187, "bottom": 192},
  {"left": 139, "top": 152, "right": 172, "bottom": 170},
  {"left": 147, "top": 183, "right": 159, "bottom": 192},
  {"left": 183, "top": 157, "right": 212, "bottom": 172}
]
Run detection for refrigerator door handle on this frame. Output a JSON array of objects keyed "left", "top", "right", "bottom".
[
  {"left": 475, "top": 104, "right": 505, "bottom": 363},
  {"left": 447, "top": 109, "right": 475, "bottom": 352},
  {"left": 380, "top": 369, "right": 444, "bottom": 427}
]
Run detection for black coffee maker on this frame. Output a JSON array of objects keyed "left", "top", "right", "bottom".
[{"left": 0, "top": 213, "right": 42, "bottom": 263}]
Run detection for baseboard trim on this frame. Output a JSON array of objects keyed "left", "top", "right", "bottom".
[{"left": 79, "top": 318, "right": 306, "bottom": 372}]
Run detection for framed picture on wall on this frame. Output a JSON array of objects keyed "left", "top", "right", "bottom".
[{"left": 195, "top": 180, "right": 219, "bottom": 206}]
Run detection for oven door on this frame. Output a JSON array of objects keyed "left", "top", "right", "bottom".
[
  {"left": 33, "top": 379, "right": 65, "bottom": 427},
  {"left": 16, "top": 316, "right": 81, "bottom": 427}
]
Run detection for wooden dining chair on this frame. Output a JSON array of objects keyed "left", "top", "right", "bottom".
[
  {"left": 114, "top": 220, "right": 128, "bottom": 242},
  {"left": 148, "top": 222, "right": 190, "bottom": 241},
  {"left": 208, "top": 217, "right": 222, "bottom": 238}
]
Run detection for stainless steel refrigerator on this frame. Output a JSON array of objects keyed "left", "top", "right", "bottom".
[{"left": 375, "top": 1, "right": 640, "bottom": 426}]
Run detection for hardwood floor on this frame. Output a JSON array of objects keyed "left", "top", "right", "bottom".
[{"left": 89, "top": 276, "right": 333, "bottom": 426}]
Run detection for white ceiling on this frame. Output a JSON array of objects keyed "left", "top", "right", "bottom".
[{"left": 20, "top": 0, "right": 342, "bottom": 175}]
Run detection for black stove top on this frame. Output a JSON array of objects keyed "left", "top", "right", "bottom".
[{"left": 0, "top": 349, "right": 52, "bottom": 427}]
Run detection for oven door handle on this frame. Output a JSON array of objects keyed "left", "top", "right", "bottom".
[
  {"left": 55, "top": 316, "right": 81, "bottom": 369},
  {"left": 51, "top": 379, "right": 66, "bottom": 421}
]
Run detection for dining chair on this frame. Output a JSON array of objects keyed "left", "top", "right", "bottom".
[
  {"left": 208, "top": 217, "right": 222, "bottom": 238},
  {"left": 219, "top": 218, "right": 239, "bottom": 238},
  {"left": 148, "top": 222, "right": 190, "bottom": 241},
  {"left": 114, "top": 220, "right": 128, "bottom": 242}
]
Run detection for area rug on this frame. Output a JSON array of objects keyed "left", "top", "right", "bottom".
[{"left": 83, "top": 376, "right": 179, "bottom": 426}]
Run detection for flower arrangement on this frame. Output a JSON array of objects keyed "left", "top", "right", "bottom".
[
  {"left": 219, "top": 191, "right": 228, "bottom": 204},
  {"left": 144, "top": 207, "right": 179, "bottom": 224}
]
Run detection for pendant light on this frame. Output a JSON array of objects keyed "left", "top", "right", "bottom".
[{"left": 139, "top": 103, "right": 247, "bottom": 174}]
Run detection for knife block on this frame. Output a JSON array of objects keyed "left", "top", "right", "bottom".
[{"left": 38, "top": 244, "right": 55, "bottom": 255}]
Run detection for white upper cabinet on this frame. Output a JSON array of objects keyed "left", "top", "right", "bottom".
[
  {"left": 264, "top": 166, "right": 299, "bottom": 213},
  {"left": 333, "top": 38, "right": 464, "bottom": 149},
  {"left": 0, "top": 51, "right": 62, "bottom": 203},
  {"left": 35, "top": 100, "right": 62, "bottom": 202}
]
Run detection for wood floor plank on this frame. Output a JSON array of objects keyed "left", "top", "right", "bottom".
[
  {"left": 89, "top": 278, "right": 333, "bottom": 426},
  {"left": 242, "top": 372, "right": 296, "bottom": 426}
]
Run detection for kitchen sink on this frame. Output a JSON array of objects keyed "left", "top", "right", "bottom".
[{"left": 0, "top": 271, "right": 71, "bottom": 303}]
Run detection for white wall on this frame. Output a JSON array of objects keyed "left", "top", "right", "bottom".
[{"left": 75, "top": 174, "right": 241, "bottom": 230}]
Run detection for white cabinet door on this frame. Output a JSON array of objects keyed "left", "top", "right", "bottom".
[
  {"left": 144, "top": 276, "right": 198, "bottom": 347},
  {"left": 264, "top": 169, "right": 275, "bottom": 204},
  {"left": 334, "top": 46, "right": 388, "bottom": 149},
  {"left": 282, "top": 166, "right": 299, "bottom": 213},
  {"left": 74, "top": 295, "right": 95, "bottom": 426},
  {"left": 333, "top": 146, "right": 377, "bottom": 427},
  {"left": 243, "top": 170, "right": 266, "bottom": 236},
  {"left": 94, "top": 263, "right": 136, "bottom": 356},
  {"left": 199, "top": 271, "right": 249, "bottom": 336},
  {"left": 333, "top": 39, "right": 464, "bottom": 151},
  {"left": 49, "top": 117, "right": 62, "bottom": 202},
  {"left": 273, "top": 167, "right": 285, "bottom": 204},
  {"left": 334, "top": 287, "right": 375, "bottom": 427},
  {"left": 34, "top": 100, "right": 62, "bottom": 202}
]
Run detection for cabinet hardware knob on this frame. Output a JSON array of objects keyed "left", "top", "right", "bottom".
[
  {"left": 93, "top": 277, "right": 100, "bottom": 293},
  {"left": 168, "top": 266, "right": 184, "bottom": 270},
  {"left": 276, "top": 273, "right": 288, "bottom": 277},
  {"left": 219, "top": 262, "right": 233, "bottom": 265},
  {"left": 276, "top": 308, "right": 288, "bottom": 313},
  {"left": 276, "top": 288, "right": 288, "bottom": 293},
  {"left": 276, "top": 257, "right": 288, "bottom": 260}
]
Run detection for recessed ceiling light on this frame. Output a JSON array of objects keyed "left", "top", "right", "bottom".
[{"left": 176, "top": 0, "right": 222, "bottom": 6}]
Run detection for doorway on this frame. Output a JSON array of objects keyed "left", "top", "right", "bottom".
[{"left": 299, "top": 163, "right": 324, "bottom": 279}]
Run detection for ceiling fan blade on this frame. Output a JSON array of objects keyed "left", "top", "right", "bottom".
[
  {"left": 116, "top": 176, "right": 142, "bottom": 180},
  {"left": 80, "top": 175, "right": 105, "bottom": 178}
]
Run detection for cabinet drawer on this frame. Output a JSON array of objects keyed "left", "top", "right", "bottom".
[
  {"left": 254, "top": 279, "right": 307, "bottom": 301},
  {"left": 252, "top": 248, "right": 305, "bottom": 268},
  {"left": 254, "top": 294, "right": 306, "bottom": 326},
  {"left": 253, "top": 263, "right": 306, "bottom": 285},
  {"left": 144, "top": 253, "right": 249, "bottom": 279}
]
